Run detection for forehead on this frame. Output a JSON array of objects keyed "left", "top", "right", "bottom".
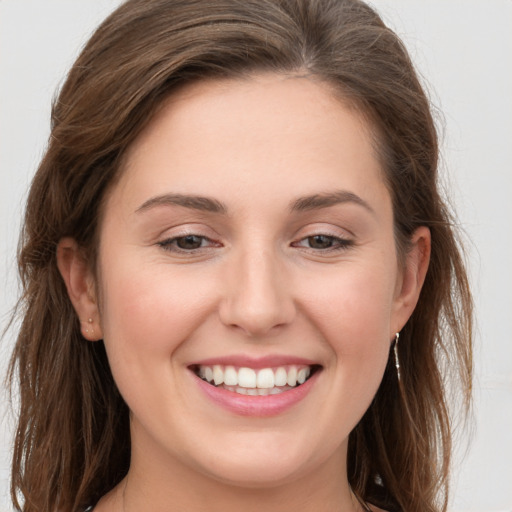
[
  {"left": 110, "top": 73, "right": 387, "bottom": 216},
  {"left": 127, "top": 73, "right": 375, "bottom": 156}
]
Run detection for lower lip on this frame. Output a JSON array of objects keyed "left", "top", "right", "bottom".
[{"left": 193, "top": 370, "right": 320, "bottom": 417}]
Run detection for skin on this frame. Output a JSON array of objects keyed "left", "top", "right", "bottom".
[{"left": 57, "top": 74, "right": 430, "bottom": 512}]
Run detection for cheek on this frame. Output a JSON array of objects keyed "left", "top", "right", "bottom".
[
  {"left": 299, "top": 258, "right": 396, "bottom": 362},
  {"left": 288, "top": 259, "right": 397, "bottom": 441},
  {"left": 97, "top": 259, "right": 215, "bottom": 379}
]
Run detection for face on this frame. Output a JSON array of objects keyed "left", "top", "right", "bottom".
[{"left": 69, "top": 74, "right": 427, "bottom": 489}]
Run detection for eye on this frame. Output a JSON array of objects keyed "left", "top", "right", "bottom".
[
  {"left": 292, "top": 234, "right": 353, "bottom": 251},
  {"left": 158, "top": 234, "right": 218, "bottom": 252},
  {"left": 306, "top": 235, "right": 337, "bottom": 249},
  {"left": 175, "top": 235, "right": 206, "bottom": 250}
]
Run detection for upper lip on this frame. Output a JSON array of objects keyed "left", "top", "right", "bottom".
[{"left": 188, "top": 354, "right": 320, "bottom": 369}]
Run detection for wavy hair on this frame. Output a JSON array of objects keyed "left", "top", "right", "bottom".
[{"left": 8, "top": 1, "right": 472, "bottom": 511}]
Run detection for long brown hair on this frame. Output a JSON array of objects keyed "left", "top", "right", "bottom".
[{"left": 8, "top": 1, "right": 472, "bottom": 511}]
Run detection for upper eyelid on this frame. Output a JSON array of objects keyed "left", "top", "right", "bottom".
[
  {"left": 155, "top": 223, "right": 219, "bottom": 240},
  {"left": 292, "top": 225, "right": 354, "bottom": 241},
  {"left": 291, "top": 218, "right": 355, "bottom": 235}
]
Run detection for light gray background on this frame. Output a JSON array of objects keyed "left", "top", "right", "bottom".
[{"left": 1, "top": 1, "right": 511, "bottom": 511}]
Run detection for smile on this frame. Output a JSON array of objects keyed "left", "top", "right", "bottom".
[{"left": 193, "top": 364, "right": 317, "bottom": 396}]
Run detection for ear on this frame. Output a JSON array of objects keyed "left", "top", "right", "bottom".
[
  {"left": 391, "top": 226, "right": 431, "bottom": 335},
  {"left": 56, "top": 237, "right": 103, "bottom": 341}
]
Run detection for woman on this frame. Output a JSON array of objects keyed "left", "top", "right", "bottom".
[{"left": 8, "top": 0, "right": 473, "bottom": 511}]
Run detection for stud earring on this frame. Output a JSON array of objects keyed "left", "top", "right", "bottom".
[
  {"left": 393, "top": 332, "right": 401, "bottom": 381},
  {"left": 84, "top": 318, "right": 94, "bottom": 336}
]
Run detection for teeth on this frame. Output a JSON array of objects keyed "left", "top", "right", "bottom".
[
  {"left": 297, "top": 368, "right": 309, "bottom": 384},
  {"left": 219, "top": 384, "right": 295, "bottom": 396},
  {"left": 224, "top": 366, "right": 238, "bottom": 386},
  {"left": 256, "top": 368, "right": 274, "bottom": 389},
  {"left": 238, "top": 367, "right": 257, "bottom": 388},
  {"left": 204, "top": 366, "right": 213, "bottom": 383},
  {"left": 213, "top": 365, "right": 224, "bottom": 385},
  {"left": 274, "top": 367, "right": 288, "bottom": 386},
  {"left": 286, "top": 366, "right": 297, "bottom": 387},
  {"left": 196, "top": 364, "right": 314, "bottom": 391}
]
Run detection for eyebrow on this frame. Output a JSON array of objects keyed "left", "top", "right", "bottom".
[
  {"left": 135, "top": 190, "right": 374, "bottom": 216},
  {"left": 290, "top": 190, "right": 375, "bottom": 215},
  {"left": 135, "top": 193, "right": 227, "bottom": 214}
]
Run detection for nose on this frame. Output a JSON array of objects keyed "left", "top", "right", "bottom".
[{"left": 218, "top": 247, "right": 296, "bottom": 337}]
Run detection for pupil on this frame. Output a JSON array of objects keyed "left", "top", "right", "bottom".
[
  {"left": 177, "top": 235, "right": 202, "bottom": 249},
  {"left": 309, "top": 235, "right": 332, "bottom": 249}
]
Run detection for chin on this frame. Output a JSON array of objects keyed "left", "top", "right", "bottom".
[
  {"left": 188, "top": 432, "right": 330, "bottom": 489},
  {"left": 202, "top": 457, "right": 309, "bottom": 489}
]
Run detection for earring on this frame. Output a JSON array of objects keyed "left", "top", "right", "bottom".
[
  {"left": 393, "top": 332, "right": 401, "bottom": 381},
  {"left": 84, "top": 318, "right": 94, "bottom": 336}
]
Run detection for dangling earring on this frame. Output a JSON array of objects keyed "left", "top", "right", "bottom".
[{"left": 393, "top": 332, "right": 401, "bottom": 381}]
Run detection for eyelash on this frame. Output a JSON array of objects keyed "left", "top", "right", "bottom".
[
  {"left": 157, "top": 234, "right": 219, "bottom": 253},
  {"left": 291, "top": 234, "right": 354, "bottom": 253},
  {"left": 157, "top": 233, "right": 353, "bottom": 254}
]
